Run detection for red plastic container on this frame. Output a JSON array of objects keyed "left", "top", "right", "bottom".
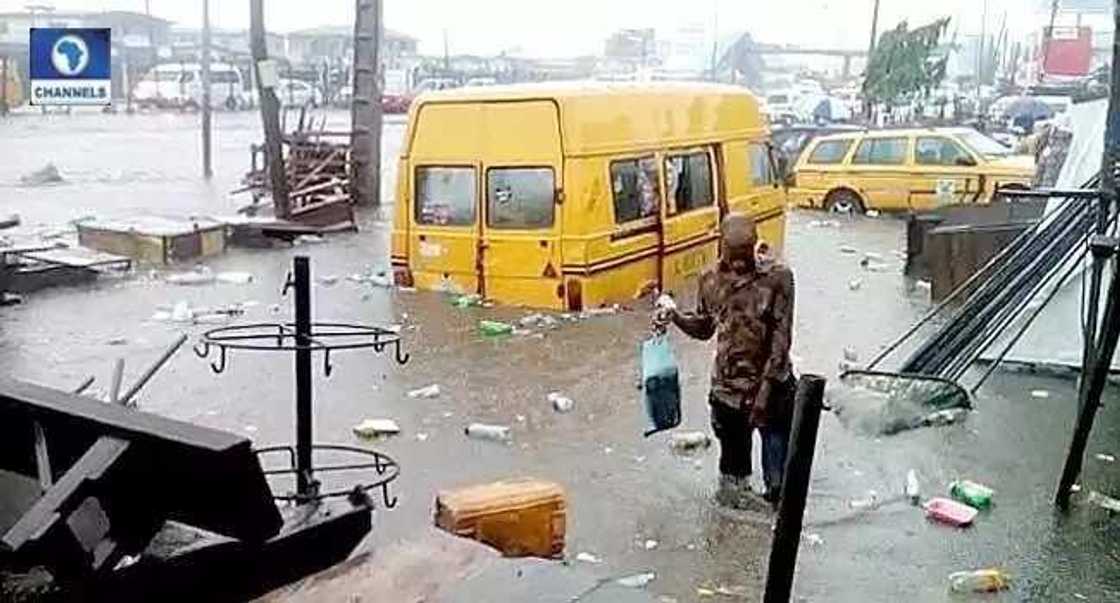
[{"left": 924, "top": 496, "right": 978, "bottom": 527}]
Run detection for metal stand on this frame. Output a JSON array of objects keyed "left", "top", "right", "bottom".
[{"left": 193, "top": 255, "right": 407, "bottom": 506}]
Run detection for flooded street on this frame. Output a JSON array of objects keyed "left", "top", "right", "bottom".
[{"left": 3, "top": 111, "right": 1120, "bottom": 601}]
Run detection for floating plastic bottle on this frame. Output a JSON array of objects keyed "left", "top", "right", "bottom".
[
  {"left": 478, "top": 320, "right": 514, "bottom": 336},
  {"left": 924, "top": 497, "right": 978, "bottom": 527},
  {"left": 464, "top": 423, "right": 511, "bottom": 442},
  {"left": 905, "top": 469, "right": 921, "bottom": 505},
  {"left": 950, "top": 480, "right": 995, "bottom": 509},
  {"left": 948, "top": 569, "right": 1011, "bottom": 593}
]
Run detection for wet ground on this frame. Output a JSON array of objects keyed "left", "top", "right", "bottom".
[{"left": 3, "top": 110, "right": 1120, "bottom": 601}]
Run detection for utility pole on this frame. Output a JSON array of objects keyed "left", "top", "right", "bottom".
[
  {"left": 351, "top": 0, "right": 383, "bottom": 206},
  {"left": 976, "top": 0, "right": 988, "bottom": 98},
  {"left": 201, "top": 0, "right": 212, "bottom": 179},
  {"left": 1041, "top": 0, "right": 1060, "bottom": 82},
  {"left": 867, "top": 0, "right": 881, "bottom": 56},
  {"left": 443, "top": 29, "right": 450, "bottom": 72},
  {"left": 249, "top": 0, "right": 290, "bottom": 217},
  {"left": 1055, "top": 1, "right": 1120, "bottom": 509},
  {"left": 709, "top": 0, "right": 719, "bottom": 81}
]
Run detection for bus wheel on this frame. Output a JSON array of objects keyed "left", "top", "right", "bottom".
[{"left": 825, "top": 189, "right": 864, "bottom": 214}]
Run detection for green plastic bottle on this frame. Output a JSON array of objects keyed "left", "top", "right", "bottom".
[
  {"left": 949, "top": 480, "right": 995, "bottom": 509},
  {"left": 478, "top": 320, "right": 514, "bottom": 337}
]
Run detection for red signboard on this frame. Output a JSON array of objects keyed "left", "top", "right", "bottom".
[{"left": 1041, "top": 26, "right": 1092, "bottom": 77}]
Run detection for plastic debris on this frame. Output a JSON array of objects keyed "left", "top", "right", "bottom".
[
  {"left": 922, "top": 408, "right": 968, "bottom": 427},
  {"left": 906, "top": 469, "right": 921, "bottom": 505},
  {"left": 1088, "top": 490, "right": 1120, "bottom": 512},
  {"left": 244, "top": 425, "right": 258, "bottom": 433},
  {"left": 294, "top": 234, "right": 326, "bottom": 245},
  {"left": 697, "top": 587, "right": 717, "bottom": 597},
  {"left": 848, "top": 278, "right": 863, "bottom": 291},
  {"left": 107, "top": 337, "right": 128, "bottom": 346},
  {"left": 575, "top": 552, "right": 602, "bottom": 564},
  {"left": 478, "top": 320, "right": 514, "bottom": 336},
  {"left": 643, "top": 539, "right": 659, "bottom": 550},
  {"left": 862, "top": 252, "right": 884, "bottom": 262},
  {"left": 849, "top": 490, "right": 880, "bottom": 510},
  {"left": 603, "top": 446, "right": 613, "bottom": 454},
  {"left": 865, "top": 209, "right": 882, "bottom": 218},
  {"left": 616, "top": 572, "right": 656, "bottom": 588},
  {"left": 1030, "top": 389, "right": 1051, "bottom": 399},
  {"left": 416, "top": 432, "right": 430, "bottom": 442},
  {"left": 348, "top": 269, "right": 394, "bottom": 287},
  {"left": 165, "top": 267, "right": 215, "bottom": 285},
  {"left": 215, "top": 271, "right": 254, "bottom": 284},
  {"left": 803, "top": 533, "right": 824, "bottom": 546},
  {"left": 669, "top": 431, "right": 712, "bottom": 452},
  {"left": 464, "top": 423, "right": 511, "bottom": 442},
  {"left": 317, "top": 275, "right": 340, "bottom": 286},
  {"left": 0, "top": 292, "right": 23, "bottom": 306},
  {"left": 451, "top": 294, "right": 483, "bottom": 308},
  {"left": 808, "top": 219, "right": 839, "bottom": 228},
  {"left": 1096, "top": 453, "right": 1116, "bottom": 463},
  {"left": 548, "top": 392, "right": 575, "bottom": 413},
  {"left": 582, "top": 305, "right": 620, "bottom": 317},
  {"left": 838, "top": 359, "right": 858, "bottom": 373},
  {"left": 519, "top": 313, "right": 559, "bottom": 329},
  {"left": 843, "top": 347, "right": 859, "bottom": 362},
  {"left": 915, "top": 280, "right": 932, "bottom": 292},
  {"left": 839, "top": 245, "right": 859, "bottom": 254},
  {"left": 949, "top": 480, "right": 995, "bottom": 509},
  {"left": 407, "top": 384, "right": 442, "bottom": 399},
  {"left": 924, "top": 497, "right": 978, "bottom": 527},
  {"left": 948, "top": 568, "right": 1011, "bottom": 593},
  {"left": 352, "top": 419, "right": 401, "bottom": 438},
  {"left": 714, "top": 585, "right": 750, "bottom": 597}
]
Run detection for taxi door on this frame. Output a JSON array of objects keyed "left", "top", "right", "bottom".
[
  {"left": 848, "top": 135, "right": 912, "bottom": 210},
  {"left": 660, "top": 146, "right": 720, "bottom": 294},
  {"left": 478, "top": 101, "right": 565, "bottom": 308},
  {"left": 908, "top": 135, "right": 982, "bottom": 211}
]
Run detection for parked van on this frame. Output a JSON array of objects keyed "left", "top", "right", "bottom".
[
  {"left": 133, "top": 62, "right": 246, "bottom": 110},
  {"left": 391, "top": 82, "right": 787, "bottom": 310},
  {"left": 790, "top": 127, "right": 1034, "bottom": 213}
]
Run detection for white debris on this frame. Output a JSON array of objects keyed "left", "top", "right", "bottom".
[
  {"left": 616, "top": 572, "right": 656, "bottom": 588},
  {"left": 862, "top": 252, "right": 884, "bottom": 262},
  {"left": 581, "top": 304, "right": 620, "bottom": 317},
  {"left": 843, "top": 347, "right": 859, "bottom": 362},
  {"left": 548, "top": 391, "right": 575, "bottom": 413},
  {"left": 669, "top": 431, "right": 712, "bottom": 452},
  {"left": 654, "top": 293, "right": 678, "bottom": 312},
  {"left": 352, "top": 419, "right": 401, "bottom": 438},
  {"left": 317, "top": 275, "right": 340, "bottom": 286},
  {"left": 416, "top": 432, "right": 430, "bottom": 442},
  {"left": 107, "top": 336, "right": 128, "bottom": 346},
  {"left": 849, "top": 490, "right": 880, "bottom": 510},
  {"left": 697, "top": 587, "right": 717, "bottom": 597},
  {"left": 808, "top": 219, "right": 839, "bottom": 228},
  {"left": 865, "top": 209, "right": 881, "bottom": 217},
  {"left": 923, "top": 408, "right": 969, "bottom": 426},
  {"left": 1096, "top": 453, "right": 1116, "bottom": 463},
  {"left": 165, "top": 267, "right": 215, "bottom": 286},
  {"left": 915, "top": 280, "right": 932, "bottom": 292},
  {"left": 465, "top": 423, "right": 511, "bottom": 442},
  {"left": 244, "top": 425, "right": 258, "bottom": 433},
  {"left": 215, "top": 271, "right": 254, "bottom": 284},
  {"left": 575, "top": 552, "right": 602, "bottom": 564},
  {"left": 848, "top": 279, "right": 863, "bottom": 291},
  {"left": 407, "top": 384, "right": 441, "bottom": 399},
  {"left": 643, "top": 539, "right": 659, "bottom": 550},
  {"left": 839, "top": 245, "right": 859, "bottom": 254},
  {"left": 1031, "top": 389, "right": 1051, "bottom": 399},
  {"left": 171, "top": 301, "right": 193, "bottom": 322},
  {"left": 603, "top": 446, "right": 614, "bottom": 455},
  {"left": 838, "top": 359, "right": 858, "bottom": 373},
  {"left": 803, "top": 533, "right": 824, "bottom": 546},
  {"left": 294, "top": 234, "right": 326, "bottom": 245},
  {"left": 1088, "top": 490, "right": 1120, "bottom": 512}
]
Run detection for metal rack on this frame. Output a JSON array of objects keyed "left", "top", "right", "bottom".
[{"left": 193, "top": 255, "right": 407, "bottom": 505}]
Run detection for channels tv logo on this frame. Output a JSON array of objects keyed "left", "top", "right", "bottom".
[{"left": 30, "top": 28, "right": 111, "bottom": 106}]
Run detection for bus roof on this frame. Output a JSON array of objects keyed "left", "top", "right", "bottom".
[{"left": 408, "top": 81, "right": 767, "bottom": 156}]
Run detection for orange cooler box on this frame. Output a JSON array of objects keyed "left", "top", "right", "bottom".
[{"left": 434, "top": 478, "right": 566, "bottom": 558}]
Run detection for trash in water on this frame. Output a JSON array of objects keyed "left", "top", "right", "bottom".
[
  {"left": 317, "top": 275, "right": 340, "bottom": 286},
  {"left": 603, "top": 446, "right": 613, "bottom": 455},
  {"left": 0, "top": 292, "right": 23, "bottom": 306},
  {"left": 713, "top": 585, "right": 750, "bottom": 597},
  {"left": 451, "top": 294, "right": 483, "bottom": 308},
  {"left": 107, "top": 336, "right": 128, "bottom": 346},
  {"left": 1096, "top": 453, "right": 1116, "bottom": 463},
  {"left": 165, "top": 267, "right": 215, "bottom": 285},
  {"left": 464, "top": 423, "right": 511, "bottom": 442},
  {"left": 643, "top": 539, "right": 659, "bottom": 550},
  {"left": 697, "top": 587, "right": 717, "bottom": 597},
  {"left": 547, "top": 392, "right": 574, "bottom": 413},
  {"left": 915, "top": 280, "right": 932, "bottom": 292},
  {"left": 1087, "top": 490, "right": 1120, "bottom": 512},
  {"left": 848, "top": 279, "right": 863, "bottom": 291},
  {"left": 519, "top": 313, "right": 560, "bottom": 329},
  {"left": 838, "top": 359, "right": 859, "bottom": 373},
  {"left": 906, "top": 469, "right": 921, "bottom": 505},
  {"left": 479, "top": 320, "right": 514, "bottom": 337},
  {"left": 20, "top": 163, "right": 64, "bottom": 186},
  {"left": 843, "top": 347, "right": 859, "bottom": 362},
  {"left": 215, "top": 271, "right": 254, "bottom": 284},
  {"left": 839, "top": 245, "right": 858, "bottom": 254},
  {"left": 849, "top": 490, "right": 880, "bottom": 510},
  {"left": 947, "top": 568, "right": 1011, "bottom": 593},
  {"left": 581, "top": 305, "right": 620, "bottom": 317},
  {"left": 808, "top": 219, "right": 839, "bottom": 228},
  {"left": 923, "top": 408, "right": 969, "bottom": 427},
  {"left": 862, "top": 252, "right": 883, "bottom": 262},
  {"left": 294, "top": 234, "right": 326, "bottom": 245},
  {"left": 865, "top": 209, "right": 882, "bottom": 218},
  {"left": 416, "top": 432, "right": 430, "bottom": 442},
  {"left": 829, "top": 373, "right": 971, "bottom": 436},
  {"left": 803, "top": 533, "right": 824, "bottom": 546},
  {"left": 408, "top": 384, "right": 441, "bottom": 399},
  {"left": 352, "top": 418, "right": 401, "bottom": 438},
  {"left": 949, "top": 480, "right": 995, "bottom": 509},
  {"left": 244, "top": 425, "right": 258, "bottom": 433},
  {"left": 669, "top": 431, "right": 712, "bottom": 452},
  {"left": 575, "top": 552, "right": 602, "bottom": 564},
  {"left": 923, "top": 497, "right": 978, "bottom": 527},
  {"left": 1030, "top": 389, "right": 1051, "bottom": 399},
  {"left": 616, "top": 572, "right": 656, "bottom": 588},
  {"left": 348, "top": 269, "right": 394, "bottom": 287}
]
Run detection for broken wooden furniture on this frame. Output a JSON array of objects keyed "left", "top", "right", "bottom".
[
  {"left": 77, "top": 216, "right": 226, "bottom": 265},
  {"left": 1, "top": 243, "right": 131, "bottom": 295}
]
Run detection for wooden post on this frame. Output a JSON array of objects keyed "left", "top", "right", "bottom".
[
  {"left": 764, "top": 374, "right": 826, "bottom": 603},
  {"left": 350, "top": 0, "right": 383, "bottom": 206},
  {"left": 1055, "top": 1, "right": 1120, "bottom": 509},
  {"left": 250, "top": 0, "right": 291, "bottom": 218},
  {"left": 0, "top": 56, "right": 8, "bottom": 117},
  {"left": 201, "top": 0, "right": 213, "bottom": 179}
]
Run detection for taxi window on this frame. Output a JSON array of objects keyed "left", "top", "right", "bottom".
[
  {"left": 610, "top": 157, "right": 660, "bottom": 224},
  {"left": 487, "top": 167, "right": 555, "bottom": 229},
  {"left": 415, "top": 166, "right": 477, "bottom": 226},
  {"left": 748, "top": 143, "right": 773, "bottom": 186},
  {"left": 915, "top": 137, "right": 972, "bottom": 166},
  {"left": 852, "top": 137, "right": 908, "bottom": 165},
  {"left": 807, "top": 139, "right": 853, "bottom": 164},
  {"left": 665, "top": 152, "right": 713, "bottom": 213}
]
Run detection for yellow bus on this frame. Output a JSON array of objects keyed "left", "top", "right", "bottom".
[{"left": 390, "top": 82, "right": 786, "bottom": 310}]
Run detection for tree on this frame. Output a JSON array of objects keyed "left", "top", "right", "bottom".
[{"left": 862, "top": 18, "right": 951, "bottom": 106}]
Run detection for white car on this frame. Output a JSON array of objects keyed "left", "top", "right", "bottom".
[
  {"left": 133, "top": 62, "right": 247, "bottom": 110},
  {"left": 275, "top": 79, "right": 322, "bottom": 108}
]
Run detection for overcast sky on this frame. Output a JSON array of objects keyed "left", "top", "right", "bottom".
[{"left": 0, "top": 1, "right": 1097, "bottom": 56}]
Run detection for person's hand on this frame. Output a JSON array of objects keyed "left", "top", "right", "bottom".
[
  {"left": 750, "top": 381, "right": 772, "bottom": 427},
  {"left": 651, "top": 293, "right": 677, "bottom": 334}
]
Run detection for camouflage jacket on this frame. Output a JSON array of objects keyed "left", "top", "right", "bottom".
[{"left": 674, "top": 261, "right": 795, "bottom": 411}]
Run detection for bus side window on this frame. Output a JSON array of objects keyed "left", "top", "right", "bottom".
[
  {"left": 610, "top": 157, "right": 660, "bottom": 224},
  {"left": 747, "top": 143, "right": 773, "bottom": 187}
]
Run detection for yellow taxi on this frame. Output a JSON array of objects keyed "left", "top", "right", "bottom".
[{"left": 789, "top": 127, "right": 1034, "bottom": 213}]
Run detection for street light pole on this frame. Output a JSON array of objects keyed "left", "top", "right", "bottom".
[{"left": 201, "top": 0, "right": 212, "bottom": 179}]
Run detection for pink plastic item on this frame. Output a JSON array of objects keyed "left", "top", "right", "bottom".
[{"left": 924, "top": 497, "right": 978, "bottom": 527}]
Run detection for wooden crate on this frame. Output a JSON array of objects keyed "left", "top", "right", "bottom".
[
  {"left": 77, "top": 217, "right": 226, "bottom": 265},
  {"left": 434, "top": 478, "right": 566, "bottom": 559}
]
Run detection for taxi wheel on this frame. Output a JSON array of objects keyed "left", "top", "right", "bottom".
[{"left": 824, "top": 189, "right": 864, "bottom": 214}]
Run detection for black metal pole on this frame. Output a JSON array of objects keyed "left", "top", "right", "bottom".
[
  {"left": 294, "top": 256, "right": 313, "bottom": 498},
  {"left": 764, "top": 374, "right": 826, "bottom": 603}
]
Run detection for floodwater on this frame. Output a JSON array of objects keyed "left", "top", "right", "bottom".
[{"left": 2, "top": 110, "right": 1120, "bottom": 601}]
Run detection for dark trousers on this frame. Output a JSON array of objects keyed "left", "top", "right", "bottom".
[{"left": 710, "top": 388, "right": 792, "bottom": 493}]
